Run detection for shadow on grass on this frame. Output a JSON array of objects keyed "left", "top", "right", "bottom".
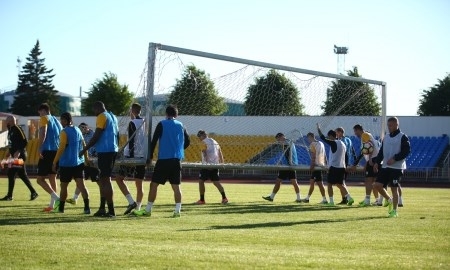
[
  {"left": 179, "top": 216, "right": 384, "bottom": 231},
  {"left": 0, "top": 213, "right": 123, "bottom": 226}
]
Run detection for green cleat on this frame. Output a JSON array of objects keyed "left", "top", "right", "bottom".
[
  {"left": 53, "top": 200, "right": 60, "bottom": 212},
  {"left": 66, "top": 198, "right": 77, "bottom": 205},
  {"left": 383, "top": 200, "right": 393, "bottom": 213},
  {"left": 358, "top": 201, "right": 370, "bottom": 207},
  {"left": 347, "top": 198, "right": 355, "bottom": 206},
  {"left": 172, "top": 211, "right": 181, "bottom": 218},
  {"left": 132, "top": 209, "right": 151, "bottom": 217},
  {"left": 388, "top": 210, "right": 398, "bottom": 218}
]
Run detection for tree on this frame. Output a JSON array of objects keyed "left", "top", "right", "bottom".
[
  {"left": 168, "top": 65, "right": 227, "bottom": 115},
  {"left": 81, "top": 72, "right": 134, "bottom": 116},
  {"left": 244, "top": 69, "right": 304, "bottom": 116},
  {"left": 11, "top": 40, "right": 59, "bottom": 116},
  {"left": 322, "top": 67, "right": 381, "bottom": 116},
  {"left": 417, "top": 74, "right": 450, "bottom": 116}
]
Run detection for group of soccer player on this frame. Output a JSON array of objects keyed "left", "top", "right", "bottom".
[{"left": 263, "top": 117, "right": 411, "bottom": 218}]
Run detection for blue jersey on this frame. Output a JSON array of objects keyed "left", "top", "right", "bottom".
[
  {"left": 280, "top": 140, "right": 298, "bottom": 166},
  {"left": 59, "top": 126, "right": 85, "bottom": 167},
  {"left": 41, "top": 115, "right": 62, "bottom": 151},
  {"left": 158, "top": 119, "right": 185, "bottom": 160},
  {"left": 95, "top": 112, "right": 119, "bottom": 153},
  {"left": 341, "top": 136, "right": 354, "bottom": 166}
]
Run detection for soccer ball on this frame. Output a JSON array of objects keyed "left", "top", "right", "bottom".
[{"left": 362, "top": 141, "right": 374, "bottom": 155}]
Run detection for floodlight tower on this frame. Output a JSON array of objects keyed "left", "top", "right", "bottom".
[
  {"left": 334, "top": 45, "right": 348, "bottom": 74},
  {"left": 16, "top": 57, "right": 22, "bottom": 76}
]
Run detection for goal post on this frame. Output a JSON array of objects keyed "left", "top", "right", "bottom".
[{"left": 134, "top": 42, "right": 387, "bottom": 171}]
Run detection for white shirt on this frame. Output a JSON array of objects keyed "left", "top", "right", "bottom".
[
  {"left": 124, "top": 118, "right": 145, "bottom": 158},
  {"left": 328, "top": 140, "right": 346, "bottom": 168},
  {"left": 310, "top": 141, "right": 325, "bottom": 166},
  {"left": 202, "top": 137, "right": 221, "bottom": 164}
]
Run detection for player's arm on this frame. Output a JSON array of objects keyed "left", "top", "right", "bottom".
[
  {"left": 309, "top": 145, "right": 316, "bottom": 171},
  {"left": 394, "top": 135, "right": 411, "bottom": 161},
  {"left": 149, "top": 122, "right": 162, "bottom": 159},
  {"left": 183, "top": 127, "right": 190, "bottom": 149},
  {"left": 53, "top": 131, "right": 67, "bottom": 170},
  {"left": 218, "top": 146, "right": 224, "bottom": 164},
  {"left": 82, "top": 115, "right": 106, "bottom": 154},
  {"left": 82, "top": 139, "right": 89, "bottom": 163},
  {"left": 316, "top": 124, "right": 337, "bottom": 151},
  {"left": 128, "top": 121, "right": 136, "bottom": 158},
  {"left": 38, "top": 116, "right": 48, "bottom": 154}
]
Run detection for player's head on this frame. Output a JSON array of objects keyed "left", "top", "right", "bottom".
[
  {"left": 37, "top": 103, "right": 50, "bottom": 116},
  {"left": 275, "top": 132, "right": 285, "bottom": 142},
  {"left": 60, "top": 112, "right": 72, "bottom": 127},
  {"left": 79, "top": 122, "right": 89, "bottom": 134},
  {"left": 197, "top": 130, "right": 207, "bottom": 140},
  {"left": 5, "top": 115, "right": 16, "bottom": 128},
  {"left": 92, "top": 101, "right": 106, "bottom": 116},
  {"left": 306, "top": 132, "right": 316, "bottom": 143},
  {"left": 387, "top": 117, "right": 399, "bottom": 133},
  {"left": 327, "top": 130, "right": 337, "bottom": 140},
  {"left": 353, "top": 124, "right": 364, "bottom": 138},
  {"left": 166, "top": 104, "right": 178, "bottom": 118},
  {"left": 335, "top": 127, "right": 345, "bottom": 138},
  {"left": 130, "top": 103, "right": 141, "bottom": 118}
]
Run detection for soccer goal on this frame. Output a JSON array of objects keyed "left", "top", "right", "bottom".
[{"left": 132, "top": 43, "right": 387, "bottom": 171}]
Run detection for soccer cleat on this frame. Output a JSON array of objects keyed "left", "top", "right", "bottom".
[
  {"left": 194, "top": 200, "right": 206, "bottom": 205},
  {"left": 319, "top": 200, "right": 328, "bottom": 204},
  {"left": 384, "top": 200, "right": 393, "bottom": 213},
  {"left": 324, "top": 202, "right": 335, "bottom": 206},
  {"left": 51, "top": 208, "right": 63, "bottom": 214},
  {"left": 66, "top": 198, "right": 77, "bottom": 205},
  {"left": 172, "top": 211, "right": 181, "bottom": 218},
  {"left": 262, "top": 196, "right": 273, "bottom": 202},
  {"left": 42, "top": 206, "right": 53, "bottom": 212},
  {"left": 221, "top": 198, "right": 229, "bottom": 204},
  {"left": 337, "top": 199, "right": 348, "bottom": 205},
  {"left": 132, "top": 209, "right": 151, "bottom": 217},
  {"left": 53, "top": 200, "right": 60, "bottom": 212},
  {"left": 0, "top": 195, "right": 13, "bottom": 201},
  {"left": 359, "top": 201, "right": 370, "bottom": 207},
  {"left": 124, "top": 202, "right": 137, "bottom": 215},
  {"left": 93, "top": 209, "right": 107, "bottom": 217},
  {"left": 398, "top": 203, "right": 404, "bottom": 207},
  {"left": 347, "top": 198, "right": 355, "bottom": 206},
  {"left": 83, "top": 208, "right": 91, "bottom": 215},
  {"left": 302, "top": 199, "right": 310, "bottom": 203},
  {"left": 30, "top": 193, "right": 39, "bottom": 201},
  {"left": 388, "top": 210, "right": 398, "bottom": 218},
  {"left": 295, "top": 199, "right": 303, "bottom": 203}
]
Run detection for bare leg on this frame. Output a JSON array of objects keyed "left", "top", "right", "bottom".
[
  {"left": 290, "top": 179, "right": 300, "bottom": 194},
  {"left": 307, "top": 179, "right": 315, "bottom": 196},
  {"left": 317, "top": 181, "right": 326, "bottom": 197},
  {"left": 115, "top": 175, "right": 130, "bottom": 197},
  {"left": 135, "top": 179, "right": 144, "bottom": 203},
  {"left": 148, "top": 181, "right": 159, "bottom": 202},
  {"left": 272, "top": 178, "right": 282, "bottom": 194}
]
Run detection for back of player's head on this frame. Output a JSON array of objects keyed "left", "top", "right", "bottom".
[
  {"left": 275, "top": 132, "right": 285, "bottom": 139},
  {"left": 353, "top": 124, "right": 363, "bottom": 131},
  {"left": 306, "top": 132, "right": 315, "bottom": 138},
  {"left": 166, "top": 104, "right": 178, "bottom": 117},
  {"left": 38, "top": 103, "right": 50, "bottom": 113},
  {"left": 335, "top": 127, "right": 345, "bottom": 134},
  {"left": 93, "top": 101, "right": 105, "bottom": 110},
  {"left": 387, "top": 117, "right": 399, "bottom": 124},
  {"left": 131, "top": 103, "right": 141, "bottom": 114},
  {"left": 327, "top": 130, "right": 337, "bottom": 138},
  {"left": 197, "top": 130, "right": 207, "bottom": 137},
  {"left": 60, "top": 112, "right": 72, "bottom": 123}
]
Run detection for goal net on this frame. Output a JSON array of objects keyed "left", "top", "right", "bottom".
[{"left": 134, "top": 43, "right": 386, "bottom": 171}]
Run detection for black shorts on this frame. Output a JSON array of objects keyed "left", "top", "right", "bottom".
[
  {"left": 59, "top": 164, "right": 84, "bottom": 182},
  {"left": 199, "top": 169, "right": 220, "bottom": 181},
  {"left": 310, "top": 170, "right": 323, "bottom": 181},
  {"left": 277, "top": 170, "right": 297, "bottom": 180},
  {"left": 376, "top": 167, "right": 402, "bottom": 188},
  {"left": 365, "top": 162, "right": 378, "bottom": 178},
  {"left": 38, "top": 151, "right": 57, "bottom": 176},
  {"left": 327, "top": 166, "right": 346, "bottom": 185},
  {"left": 152, "top": 159, "right": 181, "bottom": 185},
  {"left": 84, "top": 165, "right": 99, "bottom": 182},
  {"left": 97, "top": 152, "right": 117, "bottom": 178},
  {"left": 119, "top": 165, "right": 146, "bottom": 179}
]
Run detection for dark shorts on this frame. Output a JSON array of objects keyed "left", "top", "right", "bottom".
[
  {"left": 97, "top": 152, "right": 117, "bottom": 178},
  {"left": 59, "top": 164, "right": 84, "bottom": 182},
  {"left": 119, "top": 165, "right": 146, "bottom": 179},
  {"left": 152, "top": 159, "right": 181, "bottom": 185},
  {"left": 310, "top": 170, "right": 323, "bottom": 181},
  {"left": 277, "top": 170, "right": 297, "bottom": 180},
  {"left": 84, "top": 165, "right": 99, "bottom": 182},
  {"left": 199, "top": 169, "right": 220, "bottom": 181},
  {"left": 38, "top": 151, "right": 57, "bottom": 176},
  {"left": 376, "top": 167, "right": 402, "bottom": 188},
  {"left": 327, "top": 166, "right": 346, "bottom": 185},
  {"left": 365, "top": 162, "right": 378, "bottom": 178}
]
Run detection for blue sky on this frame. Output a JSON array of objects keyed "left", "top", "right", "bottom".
[{"left": 1, "top": 0, "right": 449, "bottom": 116}]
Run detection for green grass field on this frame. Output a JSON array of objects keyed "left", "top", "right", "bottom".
[{"left": 0, "top": 179, "right": 449, "bottom": 270}]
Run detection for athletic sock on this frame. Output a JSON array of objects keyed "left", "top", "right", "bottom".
[
  {"left": 145, "top": 202, "right": 153, "bottom": 213},
  {"left": 345, "top": 193, "right": 352, "bottom": 200},
  {"left": 107, "top": 202, "right": 115, "bottom": 215},
  {"left": 83, "top": 198, "right": 90, "bottom": 210},
  {"left": 99, "top": 197, "right": 106, "bottom": 210},
  {"left": 59, "top": 201, "right": 65, "bottom": 212},
  {"left": 200, "top": 194, "right": 205, "bottom": 201},
  {"left": 296, "top": 193, "right": 301, "bottom": 200},
  {"left": 329, "top": 197, "right": 334, "bottom": 204},
  {"left": 270, "top": 193, "right": 276, "bottom": 199},
  {"left": 322, "top": 196, "right": 327, "bottom": 202},
  {"left": 73, "top": 193, "right": 79, "bottom": 200},
  {"left": 125, "top": 194, "right": 134, "bottom": 204},
  {"left": 305, "top": 195, "right": 310, "bottom": 200},
  {"left": 136, "top": 202, "right": 142, "bottom": 210},
  {"left": 175, "top": 203, "right": 182, "bottom": 213}
]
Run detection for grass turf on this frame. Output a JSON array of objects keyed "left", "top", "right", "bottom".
[{"left": 0, "top": 179, "right": 449, "bottom": 269}]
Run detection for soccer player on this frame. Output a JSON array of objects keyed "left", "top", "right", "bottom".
[
  {"left": 262, "top": 133, "right": 302, "bottom": 203},
  {"left": 302, "top": 132, "right": 327, "bottom": 204},
  {"left": 317, "top": 123, "right": 354, "bottom": 206},
  {"left": 51, "top": 112, "right": 90, "bottom": 214},
  {"left": 335, "top": 127, "right": 356, "bottom": 205},
  {"left": 117, "top": 103, "right": 146, "bottom": 215},
  {"left": 36, "top": 103, "right": 62, "bottom": 212},
  {"left": 195, "top": 130, "right": 228, "bottom": 205},
  {"left": 0, "top": 115, "right": 38, "bottom": 201},
  {"left": 80, "top": 101, "right": 119, "bottom": 218},
  {"left": 373, "top": 117, "right": 411, "bottom": 218},
  {"left": 349, "top": 124, "right": 381, "bottom": 206},
  {"left": 133, "top": 105, "right": 190, "bottom": 218}
]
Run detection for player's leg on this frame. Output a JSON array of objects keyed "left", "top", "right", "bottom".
[
  {"left": 96, "top": 153, "right": 115, "bottom": 217},
  {"left": 196, "top": 169, "right": 208, "bottom": 204},
  {"left": 338, "top": 170, "right": 348, "bottom": 204},
  {"left": 263, "top": 175, "right": 282, "bottom": 202},
  {"left": 303, "top": 178, "right": 315, "bottom": 203},
  {"left": 134, "top": 178, "right": 144, "bottom": 210},
  {"left": 398, "top": 183, "right": 403, "bottom": 207},
  {"left": 2, "top": 168, "right": 17, "bottom": 200},
  {"left": 211, "top": 169, "right": 227, "bottom": 204},
  {"left": 17, "top": 167, "right": 38, "bottom": 198},
  {"left": 169, "top": 161, "right": 182, "bottom": 217}
]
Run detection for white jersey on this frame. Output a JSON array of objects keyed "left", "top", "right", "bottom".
[
  {"left": 309, "top": 141, "right": 325, "bottom": 166},
  {"left": 361, "top": 131, "right": 380, "bottom": 161},
  {"left": 382, "top": 131, "right": 407, "bottom": 170},
  {"left": 202, "top": 137, "right": 221, "bottom": 164},
  {"left": 124, "top": 118, "right": 145, "bottom": 158},
  {"left": 328, "top": 140, "right": 346, "bottom": 168}
]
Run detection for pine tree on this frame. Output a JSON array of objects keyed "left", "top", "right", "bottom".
[{"left": 10, "top": 40, "right": 59, "bottom": 116}]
